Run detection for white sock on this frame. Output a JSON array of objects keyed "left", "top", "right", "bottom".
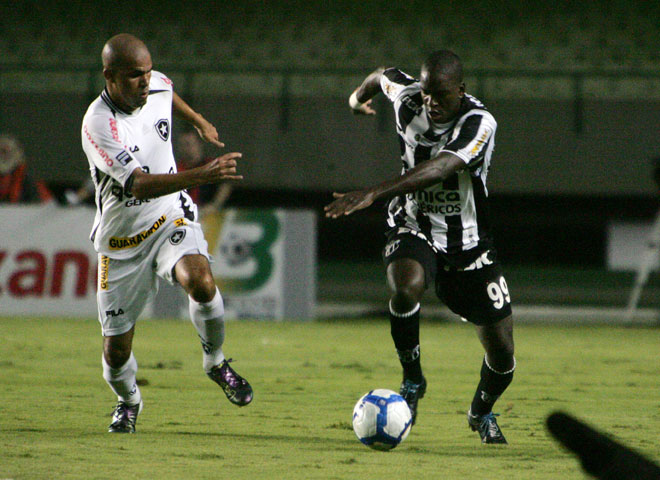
[
  {"left": 102, "top": 352, "right": 141, "bottom": 406},
  {"left": 189, "top": 287, "right": 226, "bottom": 372}
]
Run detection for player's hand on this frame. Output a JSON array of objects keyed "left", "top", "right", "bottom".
[
  {"left": 351, "top": 99, "right": 376, "bottom": 116},
  {"left": 195, "top": 119, "right": 225, "bottom": 149},
  {"left": 349, "top": 89, "right": 377, "bottom": 116},
  {"left": 201, "top": 152, "right": 243, "bottom": 182},
  {"left": 324, "top": 190, "right": 375, "bottom": 218}
]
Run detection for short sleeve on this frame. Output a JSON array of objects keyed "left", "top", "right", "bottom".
[
  {"left": 380, "top": 68, "right": 417, "bottom": 103},
  {"left": 82, "top": 114, "right": 139, "bottom": 188},
  {"left": 441, "top": 112, "right": 497, "bottom": 165}
]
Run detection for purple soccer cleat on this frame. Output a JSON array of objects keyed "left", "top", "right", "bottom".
[{"left": 207, "top": 359, "right": 253, "bottom": 406}]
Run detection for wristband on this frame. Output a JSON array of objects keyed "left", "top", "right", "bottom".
[{"left": 348, "top": 91, "right": 363, "bottom": 110}]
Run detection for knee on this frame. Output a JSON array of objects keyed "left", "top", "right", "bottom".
[
  {"left": 104, "top": 344, "right": 131, "bottom": 369},
  {"left": 390, "top": 278, "right": 425, "bottom": 312},
  {"left": 485, "top": 340, "right": 515, "bottom": 372},
  {"left": 185, "top": 272, "right": 217, "bottom": 304}
]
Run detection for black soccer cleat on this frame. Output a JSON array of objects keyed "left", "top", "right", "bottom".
[
  {"left": 399, "top": 376, "right": 426, "bottom": 425},
  {"left": 207, "top": 359, "right": 253, "bottom": 406},
  {"left": 108, "top": 400, "right": 143, "bottom": 433},
  {"left": 467, "top": 409, "right": 508, "bottom": 444}
]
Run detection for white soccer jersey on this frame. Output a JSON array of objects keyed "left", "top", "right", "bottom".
[
  {"left": 380, "top": 68, "right": 497, "bottom": 254},
  {"left": 81, "top": 71, "right": 197, "bottom": 259}
]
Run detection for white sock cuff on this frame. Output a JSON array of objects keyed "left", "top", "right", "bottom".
[
  {"left": 189, "top": 287, "right": 224, "bottom": 319},
  {"left": 484, "top": 354, "right": 516, "bottom": 375},
  {"left": 389, "top": 300, "right": 421, "bottom": 318},
  {"left": 102, "top": 351, "right": 136, "bottom": 375}
]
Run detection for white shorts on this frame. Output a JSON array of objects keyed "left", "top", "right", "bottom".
[{"left": 97, "top": 218, "right": 210, "bottom": 336}]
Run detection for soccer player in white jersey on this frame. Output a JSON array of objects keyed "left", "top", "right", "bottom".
[
  {"left": 81, "top": 33, "right": 252, "bottom": 433},
  {"left": 325, "top": 50, "right": 515, "bottom": 444}
]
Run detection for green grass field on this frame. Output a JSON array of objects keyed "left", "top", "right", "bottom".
[{"left": 2, "top": 316, "right": 659, "bottom": 479}]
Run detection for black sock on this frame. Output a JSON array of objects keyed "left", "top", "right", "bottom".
[
  {"left": 470, "top": 355, "right": 515, "bottom": 416},
  {"left": 389, "top": 302, "right": 423, "bottom": 383}
]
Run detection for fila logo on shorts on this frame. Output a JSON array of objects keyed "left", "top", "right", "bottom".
[{"left": 155, "top": 119, "right": 170, "bottom": 141}]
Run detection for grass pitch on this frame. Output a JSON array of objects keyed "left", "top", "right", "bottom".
[{"left": 1, "top": 316, "right": 659, "bottom": 479}]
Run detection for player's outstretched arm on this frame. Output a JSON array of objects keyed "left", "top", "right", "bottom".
[
  {"left": 129, "top": 152, "right": 243, "bottom": 200},
  {"left": 324, "top": 152, "right": 465, "bottom": 218},
  {"left": 348, "top": 67, "right": 386, "bottom": 115},
  {"left": 172, "top": 92, "right": 225, "bottom": 149}
]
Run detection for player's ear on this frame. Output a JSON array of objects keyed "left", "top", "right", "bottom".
[{"left": 103, "top": 68, "right": 114, "bottom": 82}]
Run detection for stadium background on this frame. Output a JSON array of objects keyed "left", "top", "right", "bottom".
[{"left": 2, "top": 0, "right": 660, "bottom": 309}]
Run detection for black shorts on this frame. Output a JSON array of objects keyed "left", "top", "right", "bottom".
[{"left": 382, "top": 230, "right": 512, "bottom": 325}]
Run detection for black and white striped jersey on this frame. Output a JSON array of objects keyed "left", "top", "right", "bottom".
[{"left": 380, "top": 68, "right": 498, "bottom": 255}]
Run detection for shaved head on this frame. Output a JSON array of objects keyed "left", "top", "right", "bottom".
[
  {"left": 102, "top": 33, "right": 151, "bottom": 71},
  {"left": 421, "top": 50, "right": 463, "bottom": 85},
  {"left": 101, "top": 33, "right": 153, "bottom": 112},
  {"left": 419, "top": 50, "right": 465, "bottom": 124}
]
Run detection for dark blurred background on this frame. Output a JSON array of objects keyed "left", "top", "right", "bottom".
[{"left": 2, "top": 0, "right": 660, "bottom": 283}]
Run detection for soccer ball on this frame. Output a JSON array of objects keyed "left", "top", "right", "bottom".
[{"left": 352, "top": 389, "right": 413, "bottom": 450}]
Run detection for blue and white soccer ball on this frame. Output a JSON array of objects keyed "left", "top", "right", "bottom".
[{"left": 352, "top": 389, "right": 413, "bottom": 451}]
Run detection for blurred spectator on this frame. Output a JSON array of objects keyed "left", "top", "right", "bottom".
[
  {"left": 175, "top": 129, "right": 233, "bottom": 217},
  {"left": 0, "top": 134, "right": 52, "bottom": 204},
  {"left": 64, "top": 177, "right": 95, "bottom": 207}
]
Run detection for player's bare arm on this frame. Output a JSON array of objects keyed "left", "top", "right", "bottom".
[
  {"left": 172, "top": 92, "right": 225, "bottom": 149},
  {"left": 129, "top": 152, "right": 243, "bottom": 200},
  {"left": 324, "top": 151, "right": 465, "bottom": 218},
  {"left": 349, "top": 67, "right": 387, "bottom": 115}
]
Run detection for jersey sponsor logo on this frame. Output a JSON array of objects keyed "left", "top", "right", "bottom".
[
  {"left": 115, "top": 150, "right": 132, "bottom": 166},
  {"left": 470, "top": 129, "right": 490, "bottom": 155},
  {"left": 174, "top": 218, "right": 187, "bottom": 227},
  {"left": 125, "top": 198, "right": 150, "bottom": 207},
  {"left": 109, "top": 118, "right": 121, "bottom": 142},
  {"left": 105, "top": 308, "right": 124, "bottom": 317},
  {"left": 83, "top": 125, "right": 113, "bottom": 167},
  {"left": 155, "top": 119, "right": 170, "bottom": 141},
  {"left": 411, "top": 189, "right": 462, "bottom": 215},
  {"left": 99, "top": 255, "right": 109, "bottom": 290},
  {"left": 169, "top": 229, "right": 186, "bottom": 245},
  {"left": 108, "top": 215, "right": 167, "bottom": 250}
]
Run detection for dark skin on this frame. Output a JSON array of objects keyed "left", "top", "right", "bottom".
[
  {"left": 101, "top": 34, "right": 241, "bottom": 367},
  {"left": 326, "top": 62, "right": 514, "bottom": 372}
]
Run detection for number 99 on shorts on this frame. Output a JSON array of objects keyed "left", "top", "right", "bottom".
[{"left": 487, "top": 276, "right": 510, "bottom": 309}]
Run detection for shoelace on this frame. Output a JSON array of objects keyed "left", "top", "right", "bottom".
[
  {"left": 111, "top": 403, "right": 138, "bottom": 420},
  {"left": 481, "top": 413, "right": 501, "bottom": 437},
  {"left": 220, "top": 359, "right": 243, "bottom": 387},
  {"left": 401, "top": 380, "right": 420, "bottom": 395}
]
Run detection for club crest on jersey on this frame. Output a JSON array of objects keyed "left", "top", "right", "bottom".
[
  {"left": 169, "top": 229, "right": 186, "bottom": 245},
  {"left": 155, "top": 119, "right": 170, "bottom": 141}
]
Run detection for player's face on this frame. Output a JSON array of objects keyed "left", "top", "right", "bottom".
[
  {"left": 106, "top": 51, "right": 153, "bottom": 112},
  {"left": 420, "top": 67, "right": 465, "bottom": 124}
]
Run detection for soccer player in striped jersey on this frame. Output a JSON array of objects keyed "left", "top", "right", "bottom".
[
  {"left": 325, "top": 50, "right": 515, "bottom": 444},
  {"left": 82, "top": 34, "right": 252, "bottom": 433}
]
